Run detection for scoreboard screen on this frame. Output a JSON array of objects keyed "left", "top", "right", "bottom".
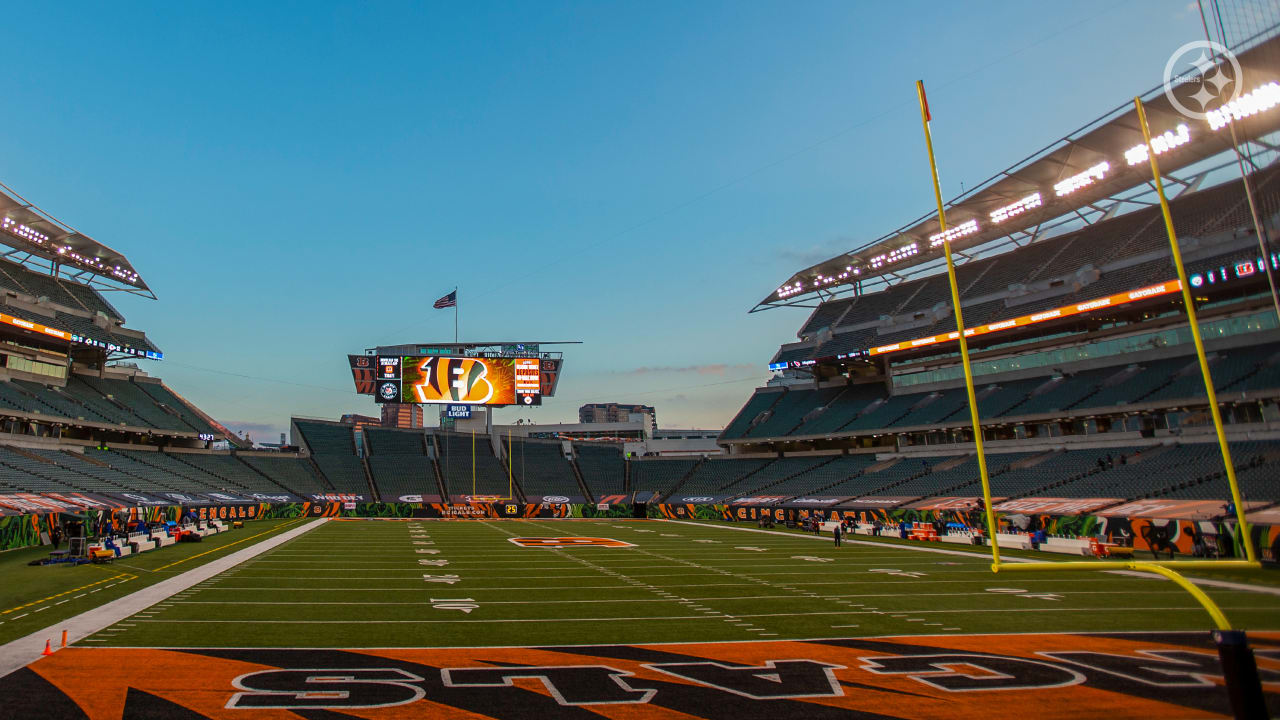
[{"left": 374, "top": 356, "right": 542, "bottom": 407}]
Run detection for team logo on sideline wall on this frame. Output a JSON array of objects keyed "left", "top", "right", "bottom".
[{"left": 509, "top": 537, "right": 635, "bottom": 548}]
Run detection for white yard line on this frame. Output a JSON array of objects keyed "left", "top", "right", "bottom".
[
  {"left": 658, "top": 519, "right": 1280, "bottom": 597},
  {"left": 0, "top": 518, "right": 328, "bottom": 679},
  {"left": 116, "top": 605, "right": 1280, "bottom": 625},
  {"left": 168, "top": 588, "right": 1201, "bottom": 606}
]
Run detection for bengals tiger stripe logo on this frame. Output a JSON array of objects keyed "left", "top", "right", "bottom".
[
  {"left": 508, "top": 537, "right": 635, "bottom": 548},
  {"left": 410, "top": 357, "right": 494, "bottom": 404}
]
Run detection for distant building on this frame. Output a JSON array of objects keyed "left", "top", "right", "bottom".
[
  {"left": 339, "top": 413, "right": 382, "bottom": 458},
  {"left": 381, "top": 403, "right": 424, "bottom": 429},
  {"left": 579, "top": 403, "right": 657, "bottom": 433}
]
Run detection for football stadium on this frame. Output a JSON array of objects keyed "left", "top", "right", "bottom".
[{"left": 1, "top": 3, "right": 1280, "bottom": 719}]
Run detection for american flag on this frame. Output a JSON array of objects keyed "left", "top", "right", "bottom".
[{"left": 433, "top": 290, "right": 457, "bottom": 309}]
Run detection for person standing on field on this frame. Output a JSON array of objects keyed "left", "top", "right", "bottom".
[{"left": 833, "top": 522, "right": 842, "bottom": 548}]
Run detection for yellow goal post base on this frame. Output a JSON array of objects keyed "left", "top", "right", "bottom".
[{"left": 993, "top": 560, "right": 1262, "bottom": 631}]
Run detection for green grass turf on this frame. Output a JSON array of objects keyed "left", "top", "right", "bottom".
[
  {"left": 0, "top": 517, "right": 310, "bottom": 646},
  {"left": 77, "top": 517, "right": 1280, "bottom": 649}
]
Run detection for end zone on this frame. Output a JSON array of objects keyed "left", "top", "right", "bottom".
[{"left": 6, "top": 632, "right": 1276, "bottom": 718}]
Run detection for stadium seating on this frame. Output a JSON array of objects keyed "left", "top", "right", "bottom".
[
  {"left": 165, "top": 452, "right": 291, "bottom": 495},
  {"left": 726, "top": 456, "right": 827, "bottom": 497},
  {"left": 238, "top": 454, "right": 333, "bottom": 495},
  {"left": 791, "top": 384, "right": 884, "bottom": 435},
  {"left": 668, "top": 458, "right": 772, "bottom": 498},
  {"left": 508, "top": 439, "right": 580, "bottom": 498},
  {"left": 134, "top": 380, "right": 218, "bottom": 434},
  {"left": 775, "top": 165, "right": 1280, "bottom": 370},
  {"left": 364, "top": 427, "right": 439, "bottom": 501},
  {"left": 720, "top": 390, "right": 785, "bottom": 439},
  {"left": 294, "top": 420, "right": 371, "bottom": 495},
  {"left": 744, "top": 387, "right": 846, "bottom": 438},
  {"left": 74, "top": 375, "right": 194, "bottom": 431},
  {"left": 88, "top": 449, "right": 223, "bottom": 493},
  {"left": 432, "top": 431, "right": 513, "bottom": 498},
  {"left": 734, "top": 338, "right": 1280, "bottom": 446},
  {"left": 800, "top": 297, "right": 854, "bottom": 336},
  {"left": 574, "top": 443, "right": 625, "bottom": 497},
  {"left": 630, "top": 458, "right": 699, "bottom": 499}
]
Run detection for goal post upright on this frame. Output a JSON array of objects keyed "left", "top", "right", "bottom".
[{"left": 911, "top": 81, "right": 1261, "bottom": 635}]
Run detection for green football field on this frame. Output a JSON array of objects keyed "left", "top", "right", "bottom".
[
  {"left": 75, "top": 517, "right": 1280, "bottom": 649},
  {"left": 0, "top": 516, "right": 308, "bottom": 647}
]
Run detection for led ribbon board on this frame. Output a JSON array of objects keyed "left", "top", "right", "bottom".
[
  {"left": 0, "top": 311, "right": 158, "bottom": 359},
  {"left": 867, "top": 280, "right": 1183, "bottom": 356}
]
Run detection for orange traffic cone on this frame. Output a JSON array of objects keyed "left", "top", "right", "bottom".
[{"left": 41, "top": 639, "right": 53, "bottom": 656}]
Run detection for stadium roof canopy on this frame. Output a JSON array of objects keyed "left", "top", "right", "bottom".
[
  {"left": 754, "top": 30, "right": 1280, "bottom": 312},
  {"left": 0, "top": 182, "right": 151, "bottom": 296}
]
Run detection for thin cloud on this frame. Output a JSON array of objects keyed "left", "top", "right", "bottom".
[
  {"left": 224, "top": 421, "right": 283, "bottom": 439},
  {"left": 620, "top": 364, "right": 756, "bottom": 376},
  {"left": 775, "top": 235, "right": 858, "bottom": 268}
]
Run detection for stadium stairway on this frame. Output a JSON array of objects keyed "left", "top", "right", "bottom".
[
  {"left": 710, "top": 458, "right": 777, "bottom": 497},
  {"left": 657, "top": 456, "right": 706, "bottom": 502},
  {"left": 895, "top": 454, "right": 1018, "bottom": 505},
  {"left": 492, "top": 441, "right": 529, "bottom": 503},
  {"left": 364, "top": 428, "right": 446, "bottom": 502},
  {"left": 629, "top": 457, "right": 699, "bottom": 502},
  {"left": 90, "top": 449, "right": 221, "bottom": 494},
  {"left": 236, "top": 453, "right": 334, "bottom": 496},
  {"left": 431, "top": 431, "right": 517, "bottom": 499},
  {"left": 726, "top": 456, "right": 838, "bottom": 501},
  {"left": 573, "top": 444, "right": 625, "bottom": 499},
  {"left": 846, "top": 457, "right": 938, "bottom": 501},
  {"left": 791, "top": 460, "right": 875, "bottom": 501},
  {"left": 567, "top": 455, "right": 595, "bottom": 503},
  {"left": 720, "top": 390, "right": 786, "bottom": 440}
]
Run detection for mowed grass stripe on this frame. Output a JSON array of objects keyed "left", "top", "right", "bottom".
[{"left": 81, "top": 518, "right": 1280, "bottom": 649}]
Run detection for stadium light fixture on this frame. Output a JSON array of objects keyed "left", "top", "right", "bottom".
[
  {"left": 1207, "top": 81, "right": 1280, "bottom": 130},
  {"left": 1053, "top": 161, "right": 1109, "bottom": 197},
  {"left": 2, "top": 217, "right": 49, "bottom": 246},
  {"left": 1124, "top": 124, "right": 1190, "bottom": 166},
  {"left": 928, "top": 219, "right": 978, "bottom": 247},
  {"left": 989, "top": 193, "right": 1041, "bottom": 223}
]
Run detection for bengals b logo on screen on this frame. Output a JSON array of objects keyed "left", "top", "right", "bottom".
[{"left": 410, "top": 357, "right": 494, "bottom": 404}]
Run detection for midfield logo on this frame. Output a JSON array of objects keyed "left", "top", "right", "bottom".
[{"left": 508, "top": 537, "right": 635, "bottom": 548}]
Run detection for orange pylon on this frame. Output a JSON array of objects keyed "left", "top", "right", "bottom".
[
  {"left": 41, "top": 639, "right": 53, "bottom": 656},
  {"left": 61, "top": 630, "right": 67, "bottom": 648}
]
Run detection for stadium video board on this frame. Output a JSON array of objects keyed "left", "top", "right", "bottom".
[{"left": 373, "top": 355, "right": 542, "bottom": 407}]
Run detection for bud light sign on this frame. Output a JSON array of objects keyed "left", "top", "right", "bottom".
[{"left": 445, "top": 405, "right": 472, "bottom": 419}]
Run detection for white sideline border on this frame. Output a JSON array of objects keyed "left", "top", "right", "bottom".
[
  {"left": 0, "top": 517, "right": 329, "bottom": 679},
  {"left": 657, "top": 519, "right": 1280, "bottom": 597}
]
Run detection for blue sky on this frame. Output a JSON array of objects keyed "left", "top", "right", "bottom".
[{"left": 0, "top": 1, "right": 1213, "bottom": 441}]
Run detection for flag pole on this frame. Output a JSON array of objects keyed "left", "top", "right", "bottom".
[
  {"left": 915, "top": 80, "right": 999, "bottom": 568},
  {"left": 454, "top": 287, "right": 459, "bottom": 344}
]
